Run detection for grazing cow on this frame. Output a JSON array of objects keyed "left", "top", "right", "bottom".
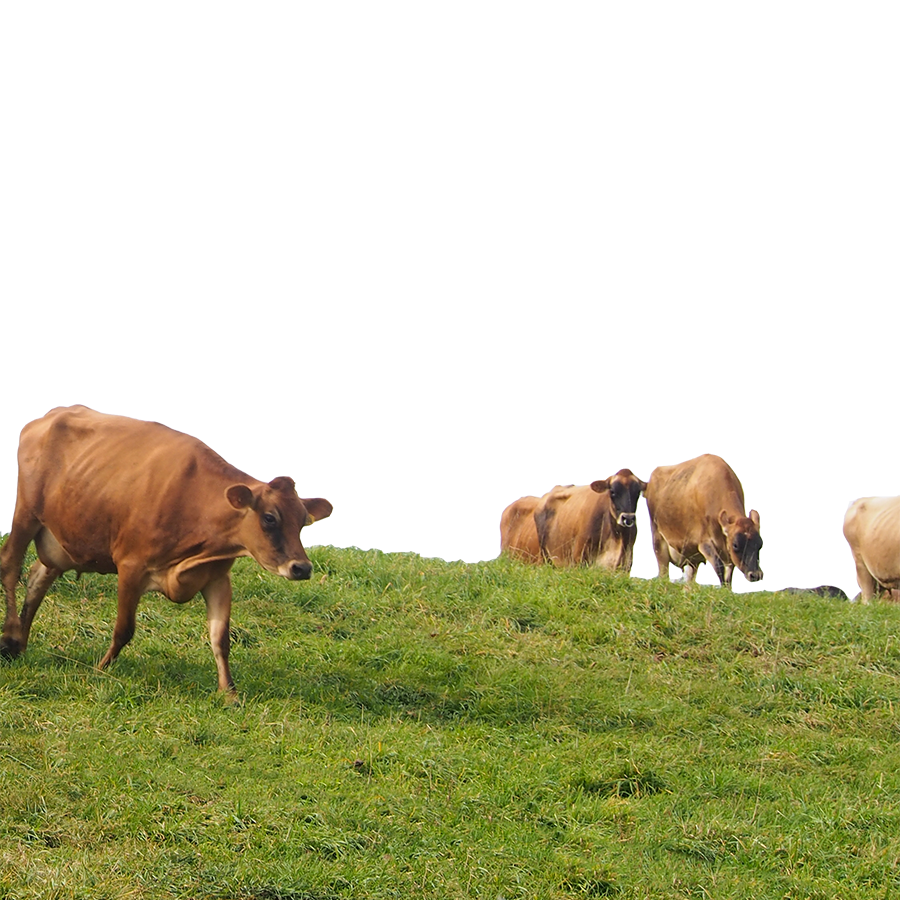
[
  {"left": 533, "top": 469, "right": 647, "bottom": 571},
  {"left": 0, "top": 405, "right": 333, "bottom": 695},
  {"left": 499, "top": 495, "right": 542, "bottom": 563},
  {"left": 842, "top": 496, "right": 900, "bottom": 602},
  {"left": 644, "top": 454, "right": 762, "bottom": 587}
]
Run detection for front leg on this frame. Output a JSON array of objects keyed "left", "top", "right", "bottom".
[
  {"left": 202, "top": 574, "right": 236, "bottom": 696},
  {"left": 699, "top": 541, "right": 728, "bottom": 587}
]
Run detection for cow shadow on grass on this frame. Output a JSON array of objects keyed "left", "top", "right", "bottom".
[
  {"left": 1, "top": 567, "right": 647, "bottom": 731},
  {"left": 0, "top": 643, "right": 224, "bottom": 707},
  {"left": 4, "top": 631, "right": 659, "bottom": 736},
  {"left": 221, "top": 650, "right": 657, "bottom": 733}
]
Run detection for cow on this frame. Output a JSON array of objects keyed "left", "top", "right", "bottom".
[
  {"left": 499, "top": 495, "right": 542, "bottom": 563},
  {"left": 533, "top": 469, "right": 647, "bottom": 571},
  {"left": 644, "top": 453, "right": 762, "bottom": 587},
  {"left": 842, "top": 496, "right": 900, "bottom": 603},
  {"left": 0, "top": 405, "right": 333, "bottom": 695}
]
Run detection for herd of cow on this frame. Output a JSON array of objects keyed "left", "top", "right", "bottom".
[
  {"left": 500, "top": 453, "right": 764, "bottom": 587},
  {"left": 0, "top": 405, "right": 898, "bottom": 696}
]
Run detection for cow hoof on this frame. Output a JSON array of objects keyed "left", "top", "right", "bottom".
[{"left": 0, "top": 637, "right": 22, "bottom": 660}]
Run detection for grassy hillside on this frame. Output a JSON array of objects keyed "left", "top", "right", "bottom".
[{"left": 1, "top": 545, "right": 899, "bottom": 899}]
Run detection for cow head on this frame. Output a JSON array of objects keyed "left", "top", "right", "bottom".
[
  {"left": 719, "top": 508, "right": 763, "bottom": 582},
  {"left": 226, "top": 476, "right": 333, "bottom": 580},
  {"left": 591, "top": 469, "right": 648, "bottom": 528}
]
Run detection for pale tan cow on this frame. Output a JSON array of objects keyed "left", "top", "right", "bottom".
[{"left": 843, "top": 496, "right": 900, "bottom": 602}]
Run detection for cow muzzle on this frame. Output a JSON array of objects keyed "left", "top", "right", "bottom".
[
  {"left": 280, "top": 560, "right": 313, "bottom": 580},
  {"left": 746, "top": 568, "right": 763, "bottom": 583},
  {"left": 617, "top": 512, "right": 637, "bottom": 528}
]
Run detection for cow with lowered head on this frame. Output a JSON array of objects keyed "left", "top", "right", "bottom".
[
  {"left": 644, "top": 453, "right": 762, "bottom": 587},
  {"left": 0, "top": 405, "right": 332, "bottom": 695}
]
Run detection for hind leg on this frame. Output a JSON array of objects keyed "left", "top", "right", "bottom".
[
  {"left": 98, "top": 568, "right": 144, "bottom": 672},
  {"left": 0, "top": 515, "right": 43, "bottom": 658},
  {"left": 852, "top": 556, "right": 878, "bottom": 604},
  {"left": 17, "top": 561, "right": 61, "bottom": 652},
  {"left": 650, "top": 520, "right": 672, "bottom": 580}
]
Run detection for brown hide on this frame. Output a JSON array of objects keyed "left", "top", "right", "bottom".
[
  {"left": 843, "top": 496, "right": 900, "bottom": 602},
  {"left": 533, "top": 470, "right": 646, "bottom": 572},
  {"left": 0, "top": 405, "right": 332, "bottom": 694},
  {"left": 499, "top": 496, "right": 541, "bottom": 563},
  {"left": 644, "top": 453, "right": 762, "bottom": 587}
]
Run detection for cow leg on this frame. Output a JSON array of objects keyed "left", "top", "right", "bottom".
[
  {"left": 0, "top": 515, "right": 42, "bottom": 658},
  {"left": 699, "top": 542, "right": 730, "bottom": 588},
  {"left": 683, "top": 563, "right": 698, "bottom": 584},
  {"left": 201, "top": 575, "right": 236, "bottom": 696},
  {"left": 710, "top": 560, "right": 731, "bottom": 587},
  {"left": 618, "top": 542, "right": 635, "bottom": 574},
  {"left": 650, "top": 525, "right": 671, "bottom": 580},
  {"left": 574, "top": 535, "right": 592, "bottom": 566},
  {"left": 98, "top": 572, "right": 142, "bottom": 671},
  {"left": 711, "top": 557, "right": 729, "bottom": 587},
  {"left": 852, "top": 558, "right": 878, "bottom": 604},
  {"left": 17, "top": 561, "right": 61, "bottom": 653}
]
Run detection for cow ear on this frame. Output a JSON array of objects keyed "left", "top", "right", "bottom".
[
  {"left": 269, "top": 476, "right": 296, "bottom": 493},
  {"left": 749, "top": 509, "right": 760, "bottom": 528},
  {"left": 639, "top": 480, "right": 649, "bottom": 494},
  {"left": 226, "top": 484, "right": 255, "bottom": 510},
  {"left": 718, "top": 510, "right": 735, "bottom": 529},
  {"left": 302, "top": 497, "right": 333, "bottom": 525},
  {"left": 590, "top": 480, "right": 610, "bottom": 494}
]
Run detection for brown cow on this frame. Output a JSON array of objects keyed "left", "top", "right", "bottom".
[
  {"left": 0, "top": 405, "right": 332, "bottom": 695},
  {"left": 644, "top": 453, "right": 762, "bottom": 587},
  {"left": 843, "top": 496, "right": 900, "bottom": 602},
  {"left": 533, "top": 470, "right": 647, "bottom": 571},
  {"left": 499, "top": 495, "right": 542, "bottom": 563}
]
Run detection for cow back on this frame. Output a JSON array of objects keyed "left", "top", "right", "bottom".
[
  {"left": 499, "top": 496, "right": 542, "bottom": 563},
  {"left": 17, "top": 406, "right": 257, "bottom": 571}
]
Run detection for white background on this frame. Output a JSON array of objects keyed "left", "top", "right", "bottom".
[{"left": 0, "top": 0, "right": 900, "bottom": 412}]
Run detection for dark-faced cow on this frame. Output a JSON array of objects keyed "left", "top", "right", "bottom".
[
  {"left": 644, "top": 453, "right": 762, "bottom": 587},
  {"left": 0, "top": 405, "right": 332, "bottom": 695},
  {"left": 533, "top": 469, "right": 647, "bottom": 571},
  {"left": 499, "top": 495, "right": 542, "bottom": 563},
  {"left": 842, "top": 496, "right": 900, "bottom": 603}
]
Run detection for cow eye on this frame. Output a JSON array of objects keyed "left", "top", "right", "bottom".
[{"left": 262, "top": 513, "right": 278, "bottom": 529}]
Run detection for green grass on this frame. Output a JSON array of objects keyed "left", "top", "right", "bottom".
[{"left": 1, "top": 544, "right": 900, "bottom": 898}]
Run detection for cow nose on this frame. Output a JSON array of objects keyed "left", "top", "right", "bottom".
[
  {"left": 290, "top": 561, "right": 312, "bottom": 580},
  {"left": 748, "top": 570, "right": 763, "bottom": 582},
  {"left": 618, "top": 513, "right": 636, "bottom": 527}
]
